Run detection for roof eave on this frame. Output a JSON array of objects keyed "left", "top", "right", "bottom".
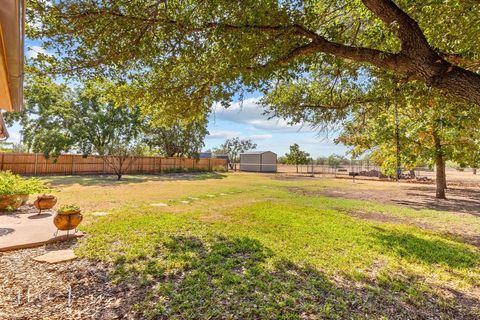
[{"left": 0, "top": 0, "right": 25, "bottom": 112}]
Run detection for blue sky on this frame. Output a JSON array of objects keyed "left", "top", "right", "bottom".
[
  {"left": 6, "top": 41, "right": 349, "bottom": 158},
  {"left": 205, "top": 96, "right": 348, "bottom": 157}
]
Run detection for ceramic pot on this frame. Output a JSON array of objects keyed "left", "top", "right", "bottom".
[
  {"left": 19, "top": 194, "right": 29, "bottom": 205},
  {"left": 34, "top": 195, "right": 57, "bottom": 211},
  {"left": 0, "top": 195, "right": 23, "bottom": 211},
  {"left": 53, "top": 210, "right": 83, "bottom": 231}
]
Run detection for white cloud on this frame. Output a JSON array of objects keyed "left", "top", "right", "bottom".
[
  {"left": 249, "top": 134, "right": 272, "bottom": 141},
  {"left": 207, "top": 130, "right": 241, "bottom": 139},
  {"left": 26, "top": 45, "right": 51, "bottom": 59},
  {"left": 211, "top": 97, "right": 312, "bottom": 133}
]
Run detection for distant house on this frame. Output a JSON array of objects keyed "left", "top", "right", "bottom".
[
  {"left": 214, "top": 154, "right": 229, "bottom": 162},
  {"left": 199, "top": 152, "right": 213, "bottom": 159},
  {"left": 199, "top": 152, "right": 230, "bottom": 162},
  {"left": 239, "top": 151, "right": 277, "bottom": 172}
]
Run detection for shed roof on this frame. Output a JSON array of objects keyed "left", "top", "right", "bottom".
[{"left": 240, "top": 151, "right": 276, "bottom": 155}]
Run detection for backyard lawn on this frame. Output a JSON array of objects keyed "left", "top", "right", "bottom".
[{"left": 8, "top": 173, "right": 480, "bottom": 319}]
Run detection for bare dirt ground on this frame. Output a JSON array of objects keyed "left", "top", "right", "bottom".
[
  {"left": 320, "top": 182, "right": 480, "bottom": 216},
  {"left": 0, "top": 239, "right": 144, "bottom": 320}
]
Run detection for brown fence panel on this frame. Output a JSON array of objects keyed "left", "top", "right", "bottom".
[{"left": 0, "top": 153, "right": 228, "bottom": 176}]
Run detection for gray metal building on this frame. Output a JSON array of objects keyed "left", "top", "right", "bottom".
[{"left": 239, "top": 151, "right": 277, "bottom": 172}]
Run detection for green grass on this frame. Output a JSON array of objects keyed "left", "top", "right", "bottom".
[{"left": 44, "top": 173, "right": 480, "bottom": 319}]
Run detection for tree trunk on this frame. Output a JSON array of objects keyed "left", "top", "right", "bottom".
[
  {"left": 433, "top": 132, "right": 447, "bottom": 199},
  {"left": 296, "top": 164, "right": 299, "bottom": 173},
  {"left": 473, "top": 168, "right": 477, "bottom": 175},
  {"left": 117, "top": 173, "right": 122, "bottom": 180}
]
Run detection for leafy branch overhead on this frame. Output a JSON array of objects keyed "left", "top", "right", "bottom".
[{"left": 29, "top": 0, "right": 480, "bottom": 112}]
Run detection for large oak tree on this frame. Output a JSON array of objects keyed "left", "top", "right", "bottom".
[{"left": 29, "top": 0, "right": 480, "bottom": 114}]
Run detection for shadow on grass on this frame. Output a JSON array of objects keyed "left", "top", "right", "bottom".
[
  {"left": 112, "top": 235, "right": 479, "bottom": 319},
  {"left": 42, "top": 172, "right": 227, "bottom": 187},
  {"left": 373, "top": 227, "right": 479, "bottom": 268}
]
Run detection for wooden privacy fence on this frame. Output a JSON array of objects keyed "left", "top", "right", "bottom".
[{"left": 0, "top": 153, "right": 228, "bottom": 176}]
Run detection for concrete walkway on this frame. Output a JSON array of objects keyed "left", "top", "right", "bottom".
[{"left": 0, "top": 209, "right": 83, "bottom": 252}]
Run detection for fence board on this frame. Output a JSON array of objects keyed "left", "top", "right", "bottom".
[{"left": 0, "top": 153, "right": 228, "bottom": 176}]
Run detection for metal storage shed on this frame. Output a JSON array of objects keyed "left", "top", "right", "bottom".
[{"left": 239, "top": 151, "right": 277, "bottom": 172}]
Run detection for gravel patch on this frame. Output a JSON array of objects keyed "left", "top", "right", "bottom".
[{"left": 0, "top": 241, "right": 145, "bottom": 320}]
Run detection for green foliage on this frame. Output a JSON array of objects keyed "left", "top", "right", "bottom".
[
  {"left": 316, "top": 154, "right": 349, "bottom": 166},
  {"left": 27, "top": 0, "right": 480, "bottom": 119},
  {"left": 4, "top": 76, "right": 75, "bottom": 158},
  {"left": 285, "top": 143, "right": 311, "bottom": 170},
  {"left": 58, "top": 203, "right": 81, "bottom": 214},
  {"left": 0, "top": 171, "right": 45, "bottom": 196},
  {"left": 336, "top": 77, "right": 480, "bottom": 177},
  {"left": 144, "top": 118, "right": 208, "bottom": 158},
  {"left": 215, "top": 137, "right": 257, "bottom": 162},
  {"left": 6, "top": 77, "right": 147, "bottom": 180}
]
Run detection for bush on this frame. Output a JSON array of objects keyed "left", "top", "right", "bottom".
[
  {"left": 212, "top": 165, "right": 227, "bottom": 172},
  {"left": 0, "top": 171, "right": 45, "bottom": 196}
]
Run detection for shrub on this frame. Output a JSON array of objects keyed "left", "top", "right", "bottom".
[
  {"left": 0, "top": 171, "right": 45, "bottom": 196},
  {"left": 212, "top": 165, "right": 227, "bottom": 172}
]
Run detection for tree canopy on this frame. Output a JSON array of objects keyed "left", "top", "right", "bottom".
[
  {"left": 27, "top": 0, "right": 480, "bottom": 120},
  {"left": 144, "top": 118, "right": 209, "bottom": 158},
  {"left": 336, "top": 76, "right": 480, "bottom": 198},
  {"left": 6, "top": 77, "right": 146, "bottom": 179},
  {"left": 214, "top": 137, "right": 258, "bottom": 163}
]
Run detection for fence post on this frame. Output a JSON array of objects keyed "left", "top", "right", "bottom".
[
  {"left": 71, "top": 155, "right": 75, "bottom": 175},
  {"left": 34, "top": 153, "right": 38, "bottom": 175},
  {"left": 208, "top": 158, "right": 212, "bottom": 171},
  {"left": 159, "top": 157, "right": 163, "bottom": 174},
  {"left": 0, "top": 153, "right": 4, "bottom": 171}
]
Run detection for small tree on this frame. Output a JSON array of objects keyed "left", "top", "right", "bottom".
[
  {"left": 216, "top": 137, "right": 257, "bottom": 167},
  {"left": 285, "top": 144, "right": 310, "bottom": 173}
]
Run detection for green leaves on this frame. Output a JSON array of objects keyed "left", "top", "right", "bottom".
[
  {"left": 216, "top": 137, "right": 257, "bottom": 162},
  {"left": 0, "top": 171, "right": 45, "bottom": 196},
  {"left": 285, "top": 143, "right": 311, "bottom": 167},
  {"left": 144, "top": 118, "right": 209, "bottom": 158}
]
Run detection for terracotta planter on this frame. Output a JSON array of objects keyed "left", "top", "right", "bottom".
[
  {"left": 34, "top": 195, "right": 57, "bottom": 211},
  {"left": 19, "top": 194, "right": 29, "bottom": 205},
  {"left": 54, "top": 211, "right": 83, "bottom": 231},
  {"left": 0, "top": 195, "right": 23, "bottom": 211}
]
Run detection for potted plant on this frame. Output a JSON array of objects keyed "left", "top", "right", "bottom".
[
  {"left": 19, "top": 177, "right": 45, "bottom": 206},
  {"left": 0, "top": 171, "right": 45, "bottom": 211},
  {"left": 53, "top": 204, "right": 83, "bottom": 234},
  {"left": 34, "top": 194, "right": 58, "bottom": 213}
]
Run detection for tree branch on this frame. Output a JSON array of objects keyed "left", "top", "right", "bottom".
[{"left": 361, "top": 0, "right": 433, "bottom": 56}]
